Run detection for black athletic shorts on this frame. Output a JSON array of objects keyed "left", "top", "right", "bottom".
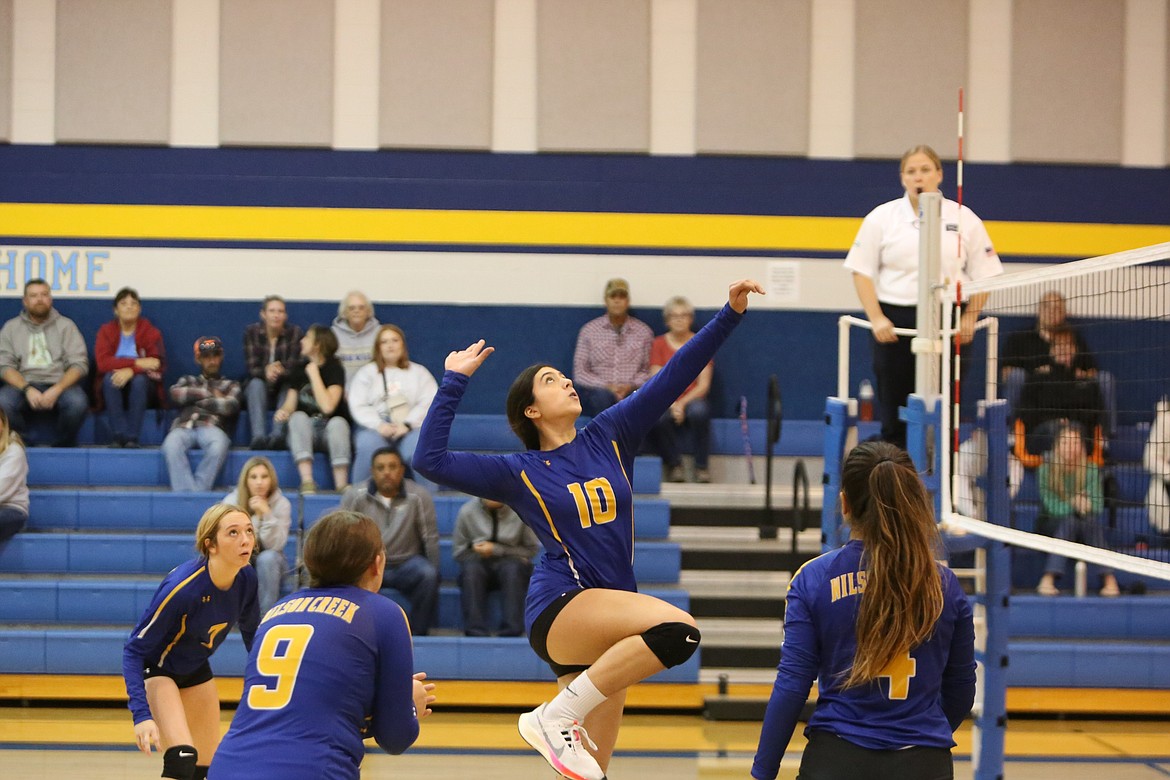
[
  {"left": 528, "top": 588, "right": 591, "bottom": 678},
  {"left": 799, "top": 729, "right": 953, "bottom": 780},
  {"left": 143, "top": 660, "right": 214, "bottom": 690}
]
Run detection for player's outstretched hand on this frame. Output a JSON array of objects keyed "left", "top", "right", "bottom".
[
  {"left": 729, "top": 279, "right": 766, "bottom": 313},
  {"left": 413, "top": 672, "right": 437, "bottom": 719},
  {"left": 445, "top": 340, "right": 495, "bottom": 378},
  {"left": 134, "top": 719, "right": 160, "bottom": 754}
]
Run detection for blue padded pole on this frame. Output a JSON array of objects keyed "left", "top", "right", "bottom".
[
  {"left": 902, "top": 394, "right": 941, "bottom": 516},
  {"left": 973, "top": 399, "right": 1009, "bottom": 780},
  {"left": 821, "top": 397, "right": 854, "bottom": 552}
]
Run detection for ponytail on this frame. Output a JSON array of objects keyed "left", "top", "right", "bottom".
[{"left": 839, "top": 442, "right": 943, "bottom": 689}]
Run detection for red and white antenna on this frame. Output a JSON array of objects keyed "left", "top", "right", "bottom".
[{"left": 953, "top": 88, "right": 965, "bottom": 457}]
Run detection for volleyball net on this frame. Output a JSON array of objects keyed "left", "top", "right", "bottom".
[{"left": 943, "top": 241, "right": 1170, "bottom": 584}]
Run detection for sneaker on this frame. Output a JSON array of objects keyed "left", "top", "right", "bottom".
[
  {"left": 518, "top": 703, "right": 605, "bottom": 780},
  {"left": 300, "top": 479, "right": 318, "bottom": 496},
  {"left": 1036, "top": 580, "right": 1059, "bottom": 596},
  {"left": 694, "top": 468, "right": 711, "bottom": 484},
  {"left": 1100, "top": 581, "right": 1121, "bottom": 597},
  {"left": 667, "top": 465, "right": 685, "bottom": 483},
  {"left": 250, "top": 436, "right": 268, "bottom": 450}
]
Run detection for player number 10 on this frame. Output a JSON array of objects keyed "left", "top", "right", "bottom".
[{"left": 567, "top": 478, "right": 617, "bottom": 529}]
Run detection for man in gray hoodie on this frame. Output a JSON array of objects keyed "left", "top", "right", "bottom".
[
  {"left": 340, "top": 446, "right": 439, "bottom": 634},
  {"left": 0, "top": 279, "right": 89, "bottom": 446}
]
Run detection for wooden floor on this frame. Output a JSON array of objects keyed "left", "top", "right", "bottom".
[{"left": 3, "top": 706, "right": 1169, "bottom": 779}]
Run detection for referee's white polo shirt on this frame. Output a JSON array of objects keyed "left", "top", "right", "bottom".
[{"left": 844, "top": 195, "right": 1003, "bottom": 306}]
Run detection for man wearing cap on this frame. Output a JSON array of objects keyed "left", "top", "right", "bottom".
[
  {"left": 572, "top": 277, "right": 654, "bottom": 417},
  {"left": 161, "top": 337, "right": 242, "bottom": 491},
  {"left": 0, "top": 279, "right": 89, "bottom": 446}
]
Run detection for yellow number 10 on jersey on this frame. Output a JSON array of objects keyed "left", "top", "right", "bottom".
[
  {"left": 246, "top": 624, "right": 316, "bottom": 710},
  {"left": 567, "top": 478, "right": 617, "bottom": 529}
]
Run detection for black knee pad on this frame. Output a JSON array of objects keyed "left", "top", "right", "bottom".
[
  {"left": 641, "top": 621, "right": 701, "bottom": 668},
  {"left": 192, "top": 766, "right": 208, "bottom": 780},
  {"left": 161, "top": 744, "right": 197, "bottom": 780}
]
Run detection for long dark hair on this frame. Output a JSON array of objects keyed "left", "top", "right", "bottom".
[
  {"left": 839, "top": 441, "right": 943, "bottom": 689},
  {"left": 506, "top": 364, "right": 546, "bottom": 450}
]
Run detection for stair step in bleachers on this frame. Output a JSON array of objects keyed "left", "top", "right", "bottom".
[
  {"left": 0, "top": 532, "right": 682, "bottom": 583},
  {"left": 26, "top": 448, "right": 665, "bottom": 494},
  {"left": 0, "top": 578, "right": 688, "bottom": 634},
  {"left": 50, "top": 410, "right": 830, "bottom": 459},
  {"left": 0, "top": 628, "right": 699, "bottom": 683},
  {"left": 26, "top": 490, "right": 671, "bottom": 540}
]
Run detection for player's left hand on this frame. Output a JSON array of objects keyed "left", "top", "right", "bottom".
[
  {"left": 445, "top": 340, "right": 495, "bottom": 378},
  {"left": 413, "top": 672, "right": 437, "bottom": 718},
  {"left": 728, "top": 279, "right": 766, "bottom": 313}
]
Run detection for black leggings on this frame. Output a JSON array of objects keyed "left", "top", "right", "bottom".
[{"left": 798, "top": 729, "right": 953, "bottom": 780}]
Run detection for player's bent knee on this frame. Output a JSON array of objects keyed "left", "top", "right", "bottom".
[
  {"left": 641, "top": 621, "right": 701, "bottom": 668},
  {"left": 161, "top": 744, "right": 198, "bottom": 780}
]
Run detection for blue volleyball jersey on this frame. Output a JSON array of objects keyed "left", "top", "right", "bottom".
[
  {"left": 210, "top": 586, "right": 419, "bottom": 780},
  {"left": 751, "top": 540, "right": 976, "bottom": 780},
  {"left": 416, "top": 304, "right": 743, "bottom": 630},
  {"left": 122, "top": 557, "right": 259, "bottom": 725}
]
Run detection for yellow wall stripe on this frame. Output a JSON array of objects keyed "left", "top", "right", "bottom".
[{"left": 1, "top": 202, "right": 1168, "bottom": 257}]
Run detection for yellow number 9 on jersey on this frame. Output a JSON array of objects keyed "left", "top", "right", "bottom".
[{"left": 246, "top": 624, "right": 316, "bottom": 710}]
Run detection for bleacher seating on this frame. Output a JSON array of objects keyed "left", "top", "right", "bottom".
[{"left": 0, "top": 413, "right": 701, "bottom": 683}]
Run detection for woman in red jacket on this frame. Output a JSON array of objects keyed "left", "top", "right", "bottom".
[{"left": 94, "top": 287, "right": 166, "bottom": 447}]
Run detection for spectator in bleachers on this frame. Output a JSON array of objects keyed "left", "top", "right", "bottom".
[
  {"left": 348, "top": 324, "right": 438, "bottom": 488},
  {"left": 1016, "top": 325, "right": 1105, "bottom": 457},
  {"left": 162, "top": 337, "right": 241, "bottom": 492},
  {"left": 0, "top": 278, "right": 89, "bottom": 446},
  {"left": 332, "top": 290, "right": 381, "bottom": 384},
  {"left": 1036, "top": 423, "right": 1121, "bottom": 597},
  {"left": 242, "top": 295, "right": 302, "bottom": 450},
  {"left": 1143, "top": 396, "right": 1170, "bottom": 536},
  {"left": 342, "top": 447, "right": 439, "bottom": 635},
  {"left": 1002, "top": 290, "right": 1114, "bottom": 431},
  {"left": 643, "top": 296, "right": 713, "bottom": 483},
  {"left": 0, "top": 407, "right": 29, "bottom": 543},
  {"left": 93, "top": 287, "right": 165, "bottom": 448},
  {"left": 453, "top": 497, "right": 538, "bottom": 637},
  {"left": 274, "top": 325, "right": 351, "bottom": 495},
  {"left": 223, "top": 456, "right": 291, "bottom": 614},
  {"left": 572, "top": 277, "right": 653, "bottom": 417}
]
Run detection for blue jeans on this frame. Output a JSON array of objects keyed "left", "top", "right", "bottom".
[
  {"left": 457, "top": 555, "right": 532, "bottom": 636},
  {"left": 577, "top": 385, "right": 619, "bottom": 418},
  {"left": 382, "top": 554, "right": 439, "bottom": 636},
  {"left": 254, "top": 548, "right": 289, "bottom": 615},
  {"left": 644, "top": 398, "right": 711, "bottom": 469},
  {"left": 352, "top": 426, "right": 434, "bottom": 490},
  {"left": 1044, "top": 512, "right": 1112, "bottom": 577},
  {"left": 0, "top": 506, "right": 27, "bottom": 543},
  {"left": 245, "top": 377, "right": 286, "bottom": 443},
  {"left": 162, "top": 425, "right": 231, "bottom": 491},
  {"left": 0, "top": 383, "right": 88, "bottom": 446},
  {"left": 102, "top": 373, "right": 150, "bottom": 443},
  {"left": 287, "top": 412, "right": 351, "bottom": 468}
]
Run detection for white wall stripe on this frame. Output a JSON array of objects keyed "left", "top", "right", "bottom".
[
  {"left": 492, "top": 0, "right": 538, "bottom": 153},
  {"left": 170, "top": 0, "right": 219, "bottom": 148},
  {"left": 333, "top": 0, "right": 380, "bottom": 150},
  {"left": 1122, "top": 0, "right": 1168, "bottom": 167},
  {"left": 649, "top": 0, "right": 697, "bottom": 156},
  {"left": 10, "top": 0, "right": 54, "bottom": 144},
  {"left": 967, "top": 0, "right": 1013, "bottom": 163},
  {"left": 807, "top": 0, "right": 854, "bottom": 159}
]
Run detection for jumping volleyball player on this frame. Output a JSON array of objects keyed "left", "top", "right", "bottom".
[
  {"left": 122, "top": 504, "right": 260, "bottom": 780},
  {"left": 751, "top": 442, "right": 976, "bottom": 780},
  {"left": 416, "top": 279, "right": 764, "bottom": 780},
  {"left": 210, "top": 510, "right": 435, "bottom": 780}
]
